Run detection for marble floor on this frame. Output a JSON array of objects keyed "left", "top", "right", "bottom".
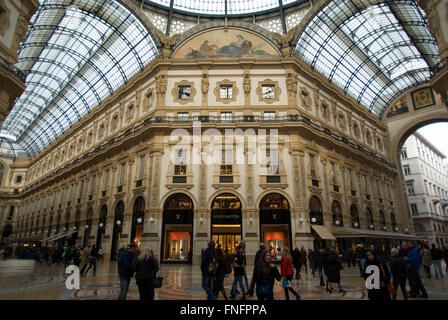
[{"left": 0, "top": 259, "right": 447, "bottom": 300}]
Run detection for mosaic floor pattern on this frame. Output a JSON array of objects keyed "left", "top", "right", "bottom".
[{"left": 1, "top": 260, "right": 447, "bottom": 300}]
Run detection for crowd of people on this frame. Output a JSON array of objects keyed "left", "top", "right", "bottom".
[{"left": 2, "top": 238, "right": 448, "bottom": 301}]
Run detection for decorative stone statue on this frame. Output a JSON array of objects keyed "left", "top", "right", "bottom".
[{"left": 271, "top": 25, "right": 299, "bottom": 57}]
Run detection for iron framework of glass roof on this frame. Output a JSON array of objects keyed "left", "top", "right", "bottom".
[
  {"left": 146, "top": 0, "right": 302, "bottom": 16},
  {"left": 0, "top": 0, "right": 159, "bottom": 158},
  {"left": 295, "top": 0, "right": 441, "bottom": 117}
]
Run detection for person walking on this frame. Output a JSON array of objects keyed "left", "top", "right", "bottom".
[
  {"left": 299, "top": 246, "right": 308, "bottom": 275},
  {"left": 80, "top": 245, "right": 90, "bottom": 275},
  {"left": 240, "top": 241, "right": 250, "bottom": 291},
  {"left": 421, "top": 241, "right": 432, "bottom": 278},
  {"left": 280, "top": 247, "right": 301, "bottom": 300},
  {"left": 98, "top": 246, "right": 104, "bottom": 263},
  {"left": 248, "top": 243, "right": 266, "bottom": 296},
  {"left": 214, "top": 246, "right": 228, "bottom": 300},
  {"left": 406, "top": 241, "right": 428, "bottom": 298},
  {"left": 322, "top": 248, "right": 346, "bottom": 294},
  {"left": 364, "top": 250, "right": 392, "bottom": 301},
  {"left": 430, "top": 244, "right": 443, "bottom": 279},
  {"left": 134, "top": 248, "right": 159, "bottom": 300},
  {"left": 307, "top": 249, "right": 314, "bottom": 274},
  {"left": 84, "top": 244, "right": 99, "bottom": 276},
  {"left": 117, "top": 244, "right": 137, "bottom": 300},
  {"left": 201, "top": 240, "right": 217, "bottom": 300},
  {"left": 389, "top": 248, "right": 408, "bottom": 300},
  {"left": 355, "top": 243, "right": 367, "bottom": 278},
  {"left": 230, "top": 245, "right": 247, "bottom": 300},
  {"left": 442, "top": 247, "right": 448, "bottom": 274},
  {"left": 252, "top": 250, "right": 281, "bottom": 301},
  {"left": 292, "top": 247, "right": 301, "bottom": 279}
]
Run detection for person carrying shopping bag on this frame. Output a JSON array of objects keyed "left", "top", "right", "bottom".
[{"left": 280, "top": 247, "right": 301, "bottom": 300}]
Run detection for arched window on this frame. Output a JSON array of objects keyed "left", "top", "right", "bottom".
[
  {"left": 331, "top": 201, "right": 343, "bottom": 227},
  {"left": 390, "top": 212, "right": 397, "bottom": 231},
  {"left": 366, "top": 208, "right": 374, "bottom": 229},
  {"left": 164, "top": 194, "right": 194, "bottom": 210},
  {"left": 0, "top": 163, "right": 4, "bottom": 185},
  {"left": 309, "top": 196, "right": 323, "bottom": 225},
  {"left": 350, "top": 205, "right": 360, "bottom": 228},
  {"left": 212, "top": 193, "right": 241, "bottom": 209},
  {"left": 379, "top": 210, "right": 386, "bottom": 229},
  {"left": 260, "top": 193, "right": 289, "bottom": 210},
  {"left": 131, "top": 197, "right": 145, "bottom": 246}
]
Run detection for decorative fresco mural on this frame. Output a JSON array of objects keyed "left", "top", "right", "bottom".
[
  {"left": 411, "top": 86, "right": 436, "bottom": 110},
  {"left": 172, "top": 29, "right": 280, "bottom": 59},
  {"left": 386, "top": 96, "right": 409, "bottom": 118}
]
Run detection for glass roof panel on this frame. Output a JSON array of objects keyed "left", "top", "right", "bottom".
[
  {"left": 0, "top": 0, "right": 159, "bottom": 158},
  {"left": 295, "top": 0, "right": 442, "bottom": 117}
]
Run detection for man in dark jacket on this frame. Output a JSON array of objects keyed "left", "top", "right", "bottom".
[
  {"left": 248, "top": 243, "right": 265, "bottom": 296},
  {"left": 355, "top": 243, "right": 367, "bottom": 277},
  {"left": 201, "top": 240, "right": 217, "bottom": 300},
  {"left": 431, "top": 244, "right": 443, "bottom": 279},
  {"left": 292, "top": 247, "right": 301, "bottom": 279},
  {"left": 117, "top": 244, "right": 137, "bottom": 300},
  {"left": 406, "top": 241, "right": 428, "bottom": 298},
  {"left": 389, "top": 248, "right": 408, "bottom": 300}
]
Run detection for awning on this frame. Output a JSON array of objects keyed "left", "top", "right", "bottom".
[
  {"left": 311, "top": 225, "right": 337, "bottom": 240},
  {"left": 330, "top": 226, "right": 427, "bottom": 240}
]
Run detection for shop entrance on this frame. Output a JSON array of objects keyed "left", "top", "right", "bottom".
[
  {"left": 259, "top": 193, "right": 292, "bottom": 261},
  {"left": 211, "top": 193, "right": 242, "bottom": 255},
  {"left": 161, "top": 193, "right": 194, "bottom": 263},
  {"left": 110, "top": 201, "right": 124, "bottom": 261}
]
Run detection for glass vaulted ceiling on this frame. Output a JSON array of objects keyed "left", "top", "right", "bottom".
[
  {"left": 295, "top": 0, "right": 441, "bottom": 117},
  {"left": 147, "top": 0, "right": 300, "bottom": 15},
  {"left": 0, "top": 0, "right": 158, "bottom": 158}
]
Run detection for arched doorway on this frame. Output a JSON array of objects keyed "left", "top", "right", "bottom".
[
  {"left": 391, "top": 212, "right": 397, "bottom": 231},
  {"left": 110, "top": 201, "right": 124, "bottom": 261},
  {"left": 130, "top": 197, "right": 145, "bottom": 246},
  {"left": 259, "top": 193, "right": 291, "bottom": 261},
  {"left": 71, "top": 211, "right": 81, "bottom": 246},
  {"left": 83, "top": 207, "right": 93, "bottom": 247},
  {"left": 379, "top": 210, "right": 386, "bottom": 230},
  {"left": 161, "top": 193, "right": 194, "bottom": 263},
  {"left": 211, "top": 193, "right": 242, "bottom": 255},
  {"left": 331, "top": 200, "right": 343, "bottom": 227},
  {"left": 350, "top": 205, "right": 360, "bottom": 228},
  {"left": 96, "top": 205, "right": 107, "bottom": 248}
]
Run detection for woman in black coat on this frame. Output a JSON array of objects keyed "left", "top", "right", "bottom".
[
  {"left": 323, "top": 248, "right": 346, "bottom": 294},
  {"left": 364, "top": 250, "right": 392, "bottom": 301},
  {"left": 215, "top": 246, "right": 228, "bottom": 300},
  {"left": 134, "top": 248, "right": 159, "bottom": 300},
  {"left": 292, "top": 248, "right": 301, "bottom": 279},
  {"left": 253, "top": 250, "right": 282, "bottom": 301}
]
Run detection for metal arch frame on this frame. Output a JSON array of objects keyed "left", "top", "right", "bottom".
[
  {"left": 294, "top": 0, "right": 442, "bottom": 116},
  {"left": 0, "top": 0, "right": 161, "bottom": 158}
]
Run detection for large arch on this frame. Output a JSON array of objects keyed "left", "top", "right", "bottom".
[
  {"left": 130, "top": 196, "right": 145, "bottom": 246},
  {"left": 161, "top": 193, "right": 194, "bottom": 263}
]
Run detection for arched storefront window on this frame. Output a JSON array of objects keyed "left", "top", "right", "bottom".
[
  {"left": 350, "top": 205, "right": 360, "bottom": 228},
  {"left": 162, "top": 193, "right": 194, "bottom": 263},
  {"left": 309, "top": 196, "right": 323, "bottom": 225},
  {"left": 211, "top": 193, "right": 242, "bottom": 254},
  {"left": 83, "top": 207, "right": 93, "bottom": 247},
  {"left": 331, "top": 201, "right": 343, "bottom": 227},
  {"left": 55, "top": 214, "right": 61, "bottom": 234},
  {"left": 366, "top": 208, "right": 374, "bottom": 229},
  {"left": 259, "top": 193, "right": 291, "bottom": 260},
  {"left": 131, "top": 197, "right": 145, "bottom": 246}
]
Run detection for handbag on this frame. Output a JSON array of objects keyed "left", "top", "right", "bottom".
[
  {"left": 152, "top": 273, "right": 163, "bottom": 288},
  {"left": 282, "top": 279, "right": 291, "bottom": 288},
  {"left": 379, "top": 263, "right": 395, "bottom": 296}
]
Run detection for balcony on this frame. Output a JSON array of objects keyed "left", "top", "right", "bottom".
[
  {"left": 267, "top": 175, "right": 281, "bottom": 183},
  {"left": 173, "top": 176, "right": 187, "bottom": 183},
  {"left": 219, "top": 176, "right": 233, "bottom": 183},
  {"left": 431, "top": 195, "right": 440, "bottom": 203}
]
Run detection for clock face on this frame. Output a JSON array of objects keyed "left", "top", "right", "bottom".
[{"left": 262, "top": 85, "right": 275, "bottom": 99}]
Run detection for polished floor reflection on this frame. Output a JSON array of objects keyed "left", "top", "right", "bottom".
[{"left": 0, "top": 259, "right": 447, "bottom": 300}]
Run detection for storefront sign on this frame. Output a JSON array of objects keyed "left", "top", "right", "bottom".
[
  {"left": 260, "top": 210, "right": 290, "bottom": 224},
  {"left": 211, "top": 210, "right": 242, "bottom": 225}
]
